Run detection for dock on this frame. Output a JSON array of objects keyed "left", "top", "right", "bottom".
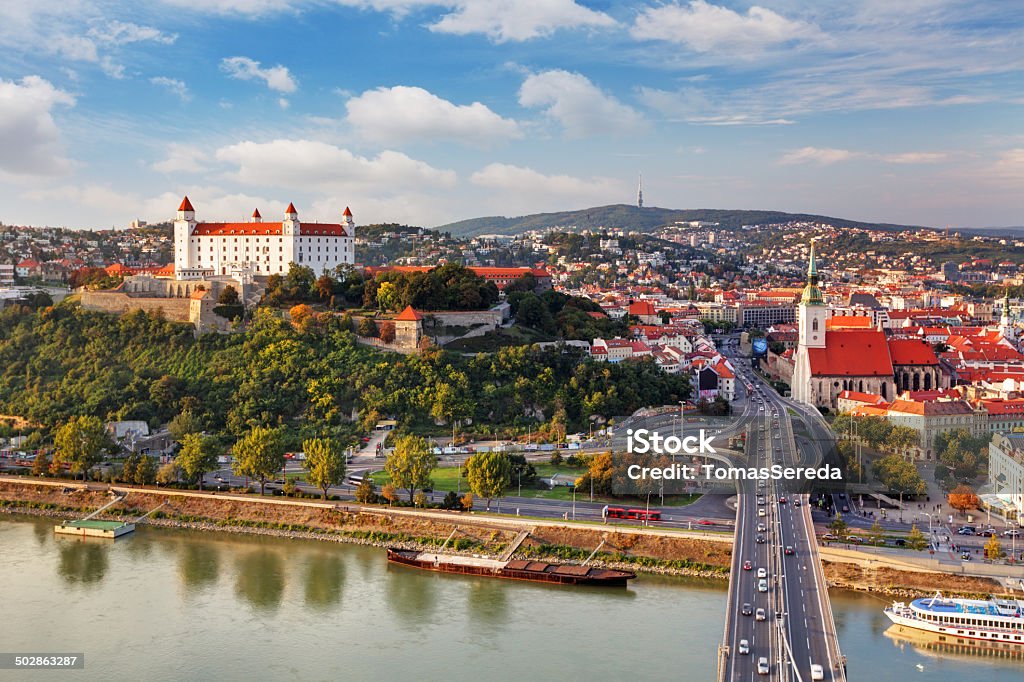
[
  {"left": 54, "top": 519, "right": 136, "bottom": 538},
  {"left": 54, "top": 489, "right": 136, "bottom": 538}
]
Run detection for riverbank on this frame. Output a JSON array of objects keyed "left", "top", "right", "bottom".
[
  {"left": 0, "top": 479, "right": 1010, "bottom": 597},
  {"left": 0, "top": 479, "right": 730, "bottom": 579}
]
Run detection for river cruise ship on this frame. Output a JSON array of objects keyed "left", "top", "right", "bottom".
[{"left": 884, "top": 592, "right": 1024, "bottom": 645}]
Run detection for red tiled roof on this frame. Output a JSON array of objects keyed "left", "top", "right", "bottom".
[
  {"left": 807, "top": 330, "right": 893, "bottom": 376},
  {"left": 252, "top": 208, "right": 261, "bottom": 218},
  {"left": 191, "top": 222, "right": 349, "bottom": 236},
  {"left": 395, "top": 305, "right": 423, "bottom": 321},
  {"left": 343, "top": 206, "right": 352, "bottom": 217},
  {"left": 826, "top": 315, "right": 872, "bottom": 329},
  {"left": 628, "top": 301, "right": 657, "bottom": 316},
  {"left": 178, "top": 196, "right": 194, "bottom": 212},
  {"left": 887, "top": 338, "right": 939, "bottom": 366},
  {"left": 838, "top": 390, "right": 886, "bottom": 405},
  {"left": 286, "top": 202, "right": 297, "bottom": 214}
]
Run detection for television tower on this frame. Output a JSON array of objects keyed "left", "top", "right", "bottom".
[{"left": 637, "top": 172, "right": 644, "bottom": 209}]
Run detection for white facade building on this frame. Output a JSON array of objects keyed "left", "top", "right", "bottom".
[{"left": 173, "top": 197, "right": 355, "bottom": 278}]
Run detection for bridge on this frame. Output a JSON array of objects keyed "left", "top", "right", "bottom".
[{"left": 719, "top": 356, "right": 846, "bottom": 681}]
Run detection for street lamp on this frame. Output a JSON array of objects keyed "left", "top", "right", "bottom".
[{"left": 572, "top": 485, "right": 576, "bottom": 521}]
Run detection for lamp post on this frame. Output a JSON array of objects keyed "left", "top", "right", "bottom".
[{"left": 572, "top": 485, "right": 576, "bottom": 521}]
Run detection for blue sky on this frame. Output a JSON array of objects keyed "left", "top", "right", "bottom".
[{"left": 0, "top": 1, "right": 1022, "bottom": 230}]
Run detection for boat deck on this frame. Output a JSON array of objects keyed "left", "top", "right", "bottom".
[{"left": 413, "top": 552, "right": 505, "bottom": 570}]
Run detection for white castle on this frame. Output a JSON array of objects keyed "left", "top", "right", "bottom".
[{"left": 173, "top": 197, "right": 355, "bottom": 278}]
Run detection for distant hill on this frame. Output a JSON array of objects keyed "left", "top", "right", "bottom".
[{"left": 435, "top": 205, "right": 927, "bottom": 237}]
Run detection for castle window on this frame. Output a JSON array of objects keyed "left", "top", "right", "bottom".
[{"left": 812, "top": 318, "right": 819, "bottom": 331}]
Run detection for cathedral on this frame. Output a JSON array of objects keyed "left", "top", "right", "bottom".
[
  {"left": 790, "top": 240, "right": 945, "bottom": 409},
  {"left": 173, "top": 197, "right": 355, "bottom": 278}
]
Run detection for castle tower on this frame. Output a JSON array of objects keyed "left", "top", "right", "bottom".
[
  {"left": 251, "top": 208, "right": 262, "bottom": 223},
  {"left": 342, "top": 206, "right": 355, "bottom": 236},
  {"left": 173, "top": 196, "right": 197, "bottom": 273},
  {"left": 283, "top": 202, "right": 299, "bottom": 236}
]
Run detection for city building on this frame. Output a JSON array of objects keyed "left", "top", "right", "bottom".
[
  {"left": 988, "top": 433, "right": 1024, "bottom": 519},
  {"left": 174, "top": 197, "right": 355, "bottom": 278}
]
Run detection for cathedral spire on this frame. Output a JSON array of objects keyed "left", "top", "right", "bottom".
[{"left": 801, "top": 238, "right": 824, "bottom": 305}]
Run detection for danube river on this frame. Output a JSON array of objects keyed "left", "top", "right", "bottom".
[{"left": 1, "top": 515, "right": 1021, "bottom": 681}]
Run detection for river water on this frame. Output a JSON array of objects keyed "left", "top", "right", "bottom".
[{"left": 0, "top": 515, "right": 1020, "bottom": 681}]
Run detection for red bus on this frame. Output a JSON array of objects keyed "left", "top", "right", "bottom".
[
  {"left": 626, "top": 509, "right": 661, "bottom": 522},
  {"left": 604, "top": 507, "right": 660, "bottom": 522}
]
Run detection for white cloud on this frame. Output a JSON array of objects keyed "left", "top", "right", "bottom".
[
  {"left": 630, "top": 1, "right": 824, "bottom": 55},
  {"left": 25, "top": 183, "right": 137, "bottom": 213},
  {"left": 278, "top": 98, "right": 290, "bottom": 109},
  {"left": 150, "top": 76, "right": 190, "bottom": 101},
  {"left": 141, "top": 189, "right": 291, "bottom": 224},
  {"left": 220, "top": 56, "right": 297, "bottom": 93},
  {"left": 470, "top": 163, "right": 624, "bottom": 207},
  {"left": 0, "top": 76, "right": 75, "bottom": 177},
  {"left": 519, "top": 70, "right": 643, "bottom": 138},
  {"left": 428, "top": 0, "right": 615, "bottom": 42},
  {"left": 882, "top": 152, "right": 948, "bottom": 164},
  {"left": 780, "top": 147, "right": 949, "bottom": 166},
  {"left": 215, "top": 139, "right": 457, "bottom": 192},
  {"left": 88, "top": 20, "right": 177, "bottom": 46},
  {"left": 345, "top": 85, "right": 521, "bottom": 146},
  {"left": 152, "top": 143, "right": 207, "bottom": 173},
  {"left": 638, "top": 86, "right": 794, "bottom": 125}
]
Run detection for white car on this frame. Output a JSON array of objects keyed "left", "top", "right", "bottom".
[
  {"left": 755, "top": 608, "right": 766, "bottom": 621},
  {"left": 758, "top": 508, "right": 766, "bottom": 517},
  {"left": 757, "top": 567, "right": 767, "bottom": 579},
  {"left": 738, "top": 639, "right": 750, "bottom": 655},
  {"left": 810, "top": 663, "right": 824, "bottom": 680},
  {"left": 758, "top": 657, "right": 770, "bottom": 675},
  {"left": 758, "top": 578, "right": 768, "bottom": 592}
]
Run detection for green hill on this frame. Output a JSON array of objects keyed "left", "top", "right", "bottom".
[{"left": 436, "top": 204, "right": 926, "bottom": 237}]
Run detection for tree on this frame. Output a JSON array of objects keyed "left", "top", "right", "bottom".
[
  {"left": 168, "top": 409, "right": 202, "bottom": 444},
  {"left": 378, "top": 321, "right": 396, "bottom": 344},
  {"left": 177, "top": 433, "right": 220, "bottom": 490},
  {"left": 156, "top": 460, "right": 182, "bottom": 485},
  {"left": 303, "top": 437, "right": 346, "bottom": 500},
  {"left": 465, "top": 452, "right": 511, "bottom": 510},
  {"left": 355, "top": 477, "right": 377, "bottom": 504},
  {"left": 385, "top": 435, "right": 435, "bottom": 502},
  {"left": 414, "top": 491, "right": 428, "bottom": 508},
  {"left": 868, "top": 520, "right": 884, "bottom": 547},
  {"left": 381, "top": 483, "right": 398, "bottom": 506},
  {"left": 32, "top": 451, "right": 50, "bottom": 477},
  {"left": 872, "top": 454, "right": 926, "bottom": 496},
  {"left": 218, "top": 285, "right": 240, "bottom": 306},
  {"left": 460, "top": 492, "right": 474, "bottom": 511},
  {"left": 53, "top": 415, "right": 110, "bottom": 481},
  {"left": 232, "top": 426, "right": 287, "bottom": 495},
  {"left": 985, "top": 535, "right": 1003, "bottom": 560},
  {"left": 357, "top": 317, "right": 378, "bottom": 337},
  {"left": 906, "top": 525, "right": 928, "bottom": 551},
  {"left": 828, "top": 514, "right": 848, "bottom": 539},
  {"left": 947, "top": 484, "right": 980, "bottom": 515},
  {"left": 290, "top": 304, "right": 316, "bottom": 328}
]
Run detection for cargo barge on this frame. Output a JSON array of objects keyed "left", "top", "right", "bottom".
[{"left": 386, "top": 548, "right": 636, "bottom": 587}]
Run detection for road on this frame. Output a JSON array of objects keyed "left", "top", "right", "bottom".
[{"left": 722, "top": 342, "right": 846, "bottom": 682}]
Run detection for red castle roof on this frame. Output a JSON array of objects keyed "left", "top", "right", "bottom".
[
  {"left": 887, "top": 338, "right": 940, "bottom": 366},
  {"left": 178, "top": 196, "right": 194, "bottom": 212},
  {"left": 395, "top": 305, "right": 423, "bottom": 322},
  {"left": 191, "top": 222, "right": 349, "bottom": 237}
]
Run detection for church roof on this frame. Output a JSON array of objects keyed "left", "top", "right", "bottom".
[
  {"left": 887, "top": 338, "right": 940, "bottom": 366},
  {"left": 807, "top": 330, "right": 892, "bottom": 376}
]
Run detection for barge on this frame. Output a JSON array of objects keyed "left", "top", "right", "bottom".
[{"left": 386, "top": 548, "right": 636, "bottom": 587}]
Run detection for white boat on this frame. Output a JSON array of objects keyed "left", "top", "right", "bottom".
[{"left": 884, "top": 591, "right": 1024, "bottom": 645}]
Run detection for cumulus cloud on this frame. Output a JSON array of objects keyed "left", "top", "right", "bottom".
[
  {"left": 631, "top": 0, "right": 823, "bottom": 55},
  {"left": 220, "top": 56, "right": 297, "bottom": 93},
  {"left": 519, "top": 70, "right": 643, "bottom": 138},
  {"left": 152, "top": 143, "right": 207, "bottom": 173},
  {"left": 345, "top": 85, "right": 521, "bottom": 146},
  {"left": 427, "top": 0, "right": 615, "bottom": 42},
  {"left": 150, "top": 76, "right": 190, "bottom": 102},
  {"left": 88, "top": 20, "right": 177, "bottom": 46},
  {"left": 215, "top": 138, "right": 456, "bottom": 191},
  {"left": 0, "top": 76, "right": 75, "bottom": 177},
  {"left": 470, "top": 163, "right": 624, "bottom": 208}
]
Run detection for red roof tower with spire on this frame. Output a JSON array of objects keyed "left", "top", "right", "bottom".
[{"left": 178, "top": 196, "right": 194, "bottom": 212}]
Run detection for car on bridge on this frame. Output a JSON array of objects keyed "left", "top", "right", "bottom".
[
  {"left": 756, "top": 534, "right": 766, "bottom": 544},
  {"left": 757, "top": 657, "right": 769, "bottom": 675},
  {"left": 742, "top": 603, "right": 753, "bottom": 616},
  {"left": 810, "top": 663, "right": 824, "bottom": 680},
  {"left": 757, "top": 567, "right": 767, "bottom": 579},
  {"left": 755, "top": 608, "right": 766, "bottom": 621},
  {"left": 743, "top": 560, "right": 752, "bottom": 571},
  {"left": 738, "top": 639, "right": 750, "bottom": 655},
  {"left": 757, "top": 579, "right": 768, "bottom": 592},
  {"left": 784, "top": 546, "right": 795, "bottom": 556}
]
